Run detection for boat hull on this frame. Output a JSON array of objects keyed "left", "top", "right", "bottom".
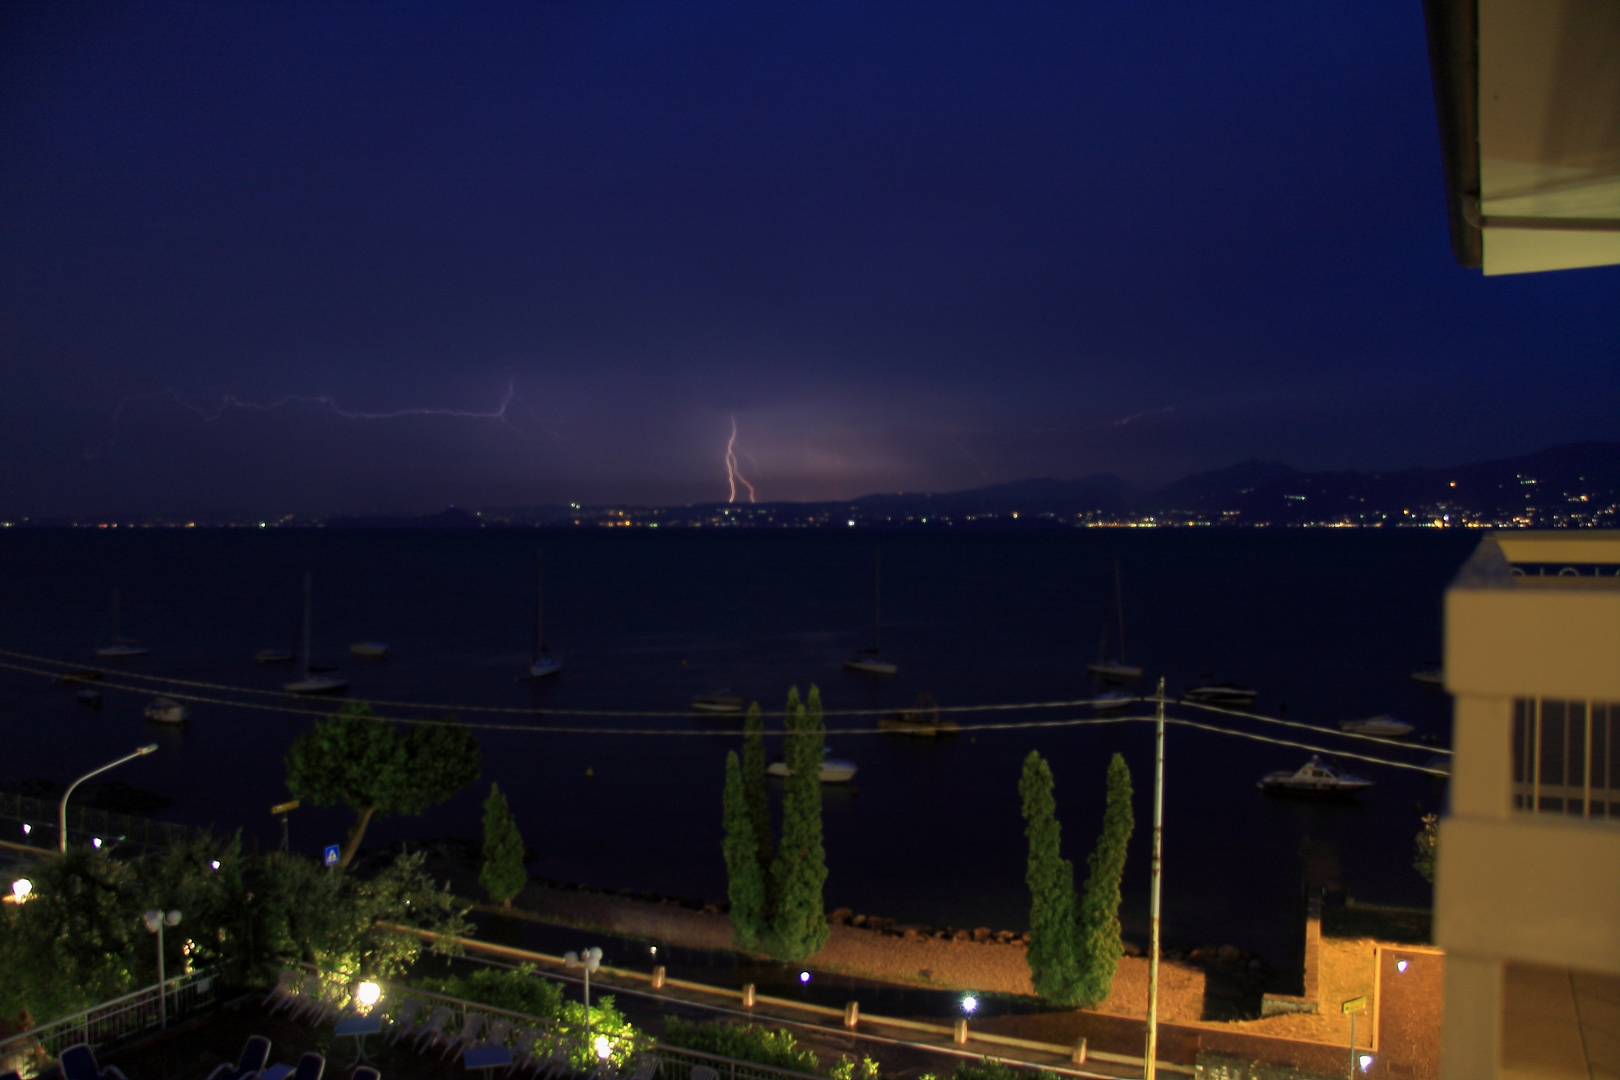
[
  {"left": 95, "top": 644, "right": 149, "bottom": 659},
  {"left": 1087, "top": 662, "right": 1142, "bottom": 681},
  {"left": 530, "top": 657, "right": 562, "bottom": 678},
  {"left": 844, "top": 658, "right": 897, "bottom": 676},
  {"left": 143, "top": 698, "right": 188, "bottom": 723},
  {"left": 766, "top": 760, "right": 858, "bottom": 783},
  {"left": 284, "top": 676, "right": 349, "bottom": 695},
  {"left": 350, "top": 642, "right": 389, "bottom": 658},
  {"left": 878, "top": 716, "right": 958, "bottom": 736},
  {"left": 255, "top": 649, "right": 294, "bottom": 664},
  {"left": 1339, "top": 715, "right": 1413, "bottom": 738}
]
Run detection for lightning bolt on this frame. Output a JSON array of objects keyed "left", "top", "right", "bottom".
[
  {"left": 87, "top": 381, "right": 561, "bottom": 459},
  {"left": 725, "top": 416, "right": 756, "bottom": 504}
]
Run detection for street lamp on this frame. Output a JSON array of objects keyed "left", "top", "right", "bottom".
[
  {"left": 565, "top": 946, "right": 603, "bottom": 1053},
  {"left": 9, "top": 878, "right": 31, "bottom": 904},
  {"left": 142, "top": 909, "right": 181, "bottom": 1028},
  {"left": 60, "top": 744, "right": 158, "bottom": 853}
]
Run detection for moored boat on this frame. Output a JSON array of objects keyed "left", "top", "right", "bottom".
[
  {"left": 767, "top": 752, "right": 858, "bottom": 783},
  {"left": 1091, "top": 689, "right": 1134, "bottom": 712},
  {"left": 1257, "top": 755, "right": 1372, "bottom": 797},
  {"left": 1410, "top": 666, "right": 1445, "bottom": 687},
  {"left": 143, "top": 697, "right": 188, "bottom": 723},
  {"left": 692, "top": 689, "right": 746, "bottom": 714},
  {"left": 1339, "top": 714, "right": 1413, "bottom": 737},
  {"left": 879, "top": 693, "right": 958, "bottom": 736},
  {"left": 76, "top": 688, "right": 103, "bottom": 707},
  {"left": 93, "top": 589, "right": 149, "bottom": 658},
  {"left": 845, "top": 549, "right": 898, "bottom": 677},
  {"left": 349, "top": 641, "right": 389, "bottom": 658},
  {"left": 1182, "top": 681, "right": 1258, "bottom": 707},
  {"left": 1086, "top": 562, "right": 1142, "bottom": 681},
  {"left": 284, "top": 574, "right": 348, "bottom": 695},
  {"left": 529, "top": 551, "right": 562, "bottom": 678}
]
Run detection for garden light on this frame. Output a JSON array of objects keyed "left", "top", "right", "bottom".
[
  {"left": 1396, "top": 959, "right": 1408, "bottom": 973},
  {"left": 211, "top": 860, "right": 221, "bottom": 871},
  {"left": 799, "top": 971, "right": 810, "bottom": 984},
  {"left": 142, "top": 909, "right": 181, "bottom": 1030},
  {"left": 92, "top": 837, "right": 102, "bottom": 849},
  {"left": 22, "top": 823, "right": 30, "bottom": 835},
  {"left": 356, "top": 981, "right": 380, "bottom": 1008},
  {"left": 1359, "top": 1055, "right": 1374, "bottom": 1072},
  {"left": 10, "top": 878, "right": 32, "bottom": 903},
  {"left": 594, "top": 1036, "right": 612, "bottom": 1060},
  {"left": 961, "top": 995, "right": 978, "bottom": 1014}
]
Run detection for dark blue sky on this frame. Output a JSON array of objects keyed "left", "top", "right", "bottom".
[{"left": 2, "top": 2, "right": 1615, "bottom": 516}]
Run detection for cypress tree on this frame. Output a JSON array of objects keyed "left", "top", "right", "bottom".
[
  {"left": 479, "top": 782, "right": 527, "bottom": 910},
  {"left": 1075, "top": 752, "right": 1134, "bottom": 1006},
  {"left": 770, "top": 685, "right": 829, "bottom": 961},
  {"left": 743, "top": 701, "right": 772, "bottom": 877},
  {"left": 1020, "top": 750, "right": 1081, "bottom": 1004},
  {"left": 723, "top": 750, "right": 768, "bottom": 948}
]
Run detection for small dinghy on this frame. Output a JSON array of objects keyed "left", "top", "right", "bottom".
[
  {"left": 1181, "top": 681, "right": 1258, "bottom": 707},
  {"left": 349, "top": 642, "right": 389, "bottom": 659},
  {"left": 76, "top": 688, "right": 104, "bottom": 707},
  {"left": 767, "top": 751, "right": 858, "bottom": 783},
  {"left": 1410, "top": 666, "right": 1445, "bottom": 687},
  {"left": 1258, "top": 755, "right": 1372, "bottom": 797},
  {"left": 879, "top": 693, "right": 958, "bottom": 736},
  {"left": 143, "top": 697, "right": 188, "bottom": 723},
  {"left": 692, "top": 689, "right": 746, "bottom": 714},
  {"left": 1339, "top": 714, "right": 1413, "bottom": 737}
]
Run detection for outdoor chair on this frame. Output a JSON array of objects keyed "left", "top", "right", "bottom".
[
  {"left": 504, "top": 1028, "right": 544, "bottom": 1077},
  {"left": 410, "top": 1006, "right": 455, "bottom": 1053},
  {"left": 3, "top": 1069, "right": 21, "bottom": 1080},
  {"left": 442, "top": 1012, "right": 488, "bottom": 1060},
  {"left": 478, "top": 1019, "right": 514, "bottom": 1051},
  {"left": 625, "top": 1058, "right": 660, "bottom": 1080},
  {"left": 350, "top": 1069, "right": 380, "bottom": 1080},
  {"left": 382, "top": 997, "right": 424, "bottom": 1044},
  {"left": 58, "top": 1045, "right": 127, "bottom": 1080},
  {"left": 688, "top": 1066, "right": 719, "bottom": 1080},
  {"left": 262, "top": 970, "right": 300, "bottom": 1013},
  {"left": 526, "top": 1040, "right": 571, "bottom": 1080},
  {"left": 291, "top": 1053, "right": 325, "bottom": 1080},
  {"left": 204, "top": 1035, "right": 272, "bottom": 1080}
]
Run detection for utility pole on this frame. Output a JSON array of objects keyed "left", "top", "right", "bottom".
[{"left": 1143, "top": 676, "right": 1165, "bottom": 1080}]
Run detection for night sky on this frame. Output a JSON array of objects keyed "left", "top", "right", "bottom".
[{"left": 2, "top": 2, "right": 1616, "bottom": 517}]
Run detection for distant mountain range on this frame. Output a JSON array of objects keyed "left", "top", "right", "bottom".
[{"left": 336, "top": 441, "right": 1618, "bottom": 530}]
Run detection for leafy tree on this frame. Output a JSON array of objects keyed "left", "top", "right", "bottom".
[
  {"left": 1074, "top": 753, "right": 1134, "bottom": 1006},
  {"left": 742, "top": 702, "right": 773, "bottom": 878},
  {"left": 480, "top": 783, "right": 528, "bottom": 909},
  {"left": 1019, "top": 751, "right": 1080, "bottom": 1004},
  {"left": 284, "top": 702, "right": 481, "bottom": 869},
  {"left": 0, "top": 847, "right": 140, "bottom": 1030},
  {"left": 770, "top": 685, "right": 829, "bottom": 961},
  {"left": 723, "top": 751, "right": 768, "bottom": 948},
  {"left": 139, "top": 831, "right": 265, "bottom": 986},
  {"left": 1413, "top": 813, "right": 1438, "bottom": 883}
]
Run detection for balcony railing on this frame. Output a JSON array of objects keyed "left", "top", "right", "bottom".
[{"left": 0, "top": 970, "right": 216, "bottom": 1078}]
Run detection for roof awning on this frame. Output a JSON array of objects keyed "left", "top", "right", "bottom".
[{"left": 1423, "top": 0, "right": 1620, "bottom": 275}]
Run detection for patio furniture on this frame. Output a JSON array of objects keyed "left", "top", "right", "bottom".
[
  {"left": 464, "top": 1046, "right": 513, "bottom": 1080},
  {"left": 504, "top": 1028, "right": 544, "bottom": 1077},
  {"left": 411, "top": 1006, "right": 455, "bottom": 1053},
  {"left": 261, "top": 1052, "right": 324, "bottom": 1080},
  {"left": 441, "top": 1013, "right": 487, "bottom": 1061},
  {"left": 203, "top": 1036, "right": 271, "bottom": 1080},
  {"left": 58, "top": 1046, "right": 127, "bottom": 1080},
  {"left": 350, "top": 1069, "right": 380, "bottom": 1080},
  {"left": 688, "top": 1067, "right": 719, "bottom": 1080},
  {"left": 334, "top": 1015, "right": 385, "bottom": 1065},
  {"left": 382, "top": 998, "right": 424, "bottom": 1044},
  {"left": 262, "top": 971, "right": 300, "bottom": 1014},
  {"left": 625, "top": 1058, "right": 661, "bottom": 1080}
]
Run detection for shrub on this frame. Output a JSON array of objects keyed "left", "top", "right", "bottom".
[{"left": 662, "top": 1017, "right": 821, "bottom": 1074}]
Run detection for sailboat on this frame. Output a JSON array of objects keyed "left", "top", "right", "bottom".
[
  {"left": 93, "top": 589, "right": 150, "bottom": 658},
  {"left": 529, "top": 550, "right": 561, "bottom": 678},
  {"left": 1086, "top": 563, "right": 1141, "bottom": 681},
  {"left": 844, "top": 549, "right": 898, "bottom": 676},
  {"left": 283, "top": 574, "right": 348, "bottom": 695}
]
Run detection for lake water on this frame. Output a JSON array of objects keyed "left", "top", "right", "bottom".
[{"left": 0, "top": 527, "right": 1477, "bottom": 972}]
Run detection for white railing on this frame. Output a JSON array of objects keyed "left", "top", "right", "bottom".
[{"left": 0, "top": 970, "right": 215, "bottom": 1078}]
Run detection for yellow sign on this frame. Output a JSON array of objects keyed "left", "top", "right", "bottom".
[
  {"left": 270, "top": 799, "right": 301, "bottom": 816},
  {"left": 1341, "top": 995, "right": 1367, "bottom": 1014}
]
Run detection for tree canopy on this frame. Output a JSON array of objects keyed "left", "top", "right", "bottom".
[{"left": 285, "top": 701, "right": 480, "bottom": 869}]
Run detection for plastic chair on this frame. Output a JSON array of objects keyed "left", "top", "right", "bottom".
[
  {"left": 204, "top": 1035, "right": 272, "bottom": 1080},
  {"left": 411, "top": 1006, "right": 454, "bottom": 1052},
  {"left": 58, "top": 1045, "right": 127, "bottom": 1080},
  {"left": 442, "top": 1013, "right": 487, "bottom": 1060},
  {"left": 350, "top": 1069, "right": 380, "bottom": 1080},
  {"left": 292, "top": 1053, "right": 325, "bottom": 1080},
  {"left": 382, "top": 998, "right": 424, "bottom": 1044}
]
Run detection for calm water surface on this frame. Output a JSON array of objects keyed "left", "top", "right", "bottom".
[{"left": 0, "top": 528, "right": 1476, "bottom": 970}]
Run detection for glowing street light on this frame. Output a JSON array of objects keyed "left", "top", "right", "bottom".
[
  {"left": 356, "top": 981, "right": 381, "bottom": 1010},
  {"left": 9, "top": 878, "right": 32, "bottom": 904},
  {"left": 594, "top": 1036, "right": 612, "bottom": 1060},
  {"left": 142, "top": 908, "right": 182, "bottom": 1028},
  {"left": 60, "top": 744, "right": 158, "bottom": 853},
  {"left": 798, "top": 971, "right": 810, "bottom": 984},
  {"left": 961, "top": 995, "right": 978, "bottom": 1014}
]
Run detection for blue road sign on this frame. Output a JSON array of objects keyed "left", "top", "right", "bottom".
[{"left": 323, "top": 844, "right": 340, "bottom": 867}]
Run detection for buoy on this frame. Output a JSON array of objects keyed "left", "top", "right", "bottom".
[{"left": 585, "top": 766, "right": 595, "bottom": 778}]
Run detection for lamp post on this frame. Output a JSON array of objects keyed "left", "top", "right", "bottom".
[
  {"left": 142, "top": 909, "right": 182, "bottom": 1028},
  {"left": 60, "top": 744, "right": 158, "bottom": 853},
  {"left": 565, "top": 947, "right": 603, "bottom": 1049}
]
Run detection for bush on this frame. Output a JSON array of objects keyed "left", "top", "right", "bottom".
[
  {"left": 918, "top": 1061, "right": 1061, "bottom": 1080},
  {"left": 415, "top": 965, "right": 643, "bottom": 1069},
  {"left": 662, "top": 1017, "right": 821, "bottom": 1074}
]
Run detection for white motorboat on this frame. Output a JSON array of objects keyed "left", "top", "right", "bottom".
[
  {"left": 1181, "top": 681, "right": 1258, "bottom": 707},
  {"left": 1257, "top": 756, "right": 1373, "bottom": 797},
  {"left": 1086, "top": 562, "right": 1142, "bottom": 681},
  {"left": 143, "top": 697, "right": 188, "bottom": 723},
  {"left": 254, "top": 648, "right": 294, "bottom": 664},
  {"left": 350, "top": 641, "right": 389, "bottom": 658},
  {"left": 1091, "top": 689, "right": 1134, "bottom": 712},
  {"left": 93, "top": 589, "right": 150, "bottom": 658},
  {"left": 284, "top": 574, "right": 348, "bottom": 695},
  {"left": 1339, "top": 714, "right": 1413, "bottom": 737},
  {"left": 844, "top": 549, "right": 898, "bottom": 676},
  {"left": 528, "top": 550, "right": 562, "bottom": 679},
  {"left": 767, "top": 754, "right": 858, "bottom": 784},
  {"left": 692, "top": 689, "right": 746, "bottom": 714},
  {"left": 1410, "top": 666, "right": 1445, "bottom": 687}
]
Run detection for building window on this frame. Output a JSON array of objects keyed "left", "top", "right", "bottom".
[{"left": 1512, "top": 699, "right": 1618, "bottom": 818}]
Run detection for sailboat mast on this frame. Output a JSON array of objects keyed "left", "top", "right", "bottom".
[
  {"left": 1114, "top": 561, "right": 1127, "bottom": 663},
  {"left": 873, "top": 549, "right": 881, "bottom": 656},
  {"left": 534, "top": 550, "right": 544, "bottom": 662},
  {"left": 110, "top": 588, "right": 121, "bottom": 642},
  {"left": 302, "top": 572, "right": 312, "bottom": 679}
]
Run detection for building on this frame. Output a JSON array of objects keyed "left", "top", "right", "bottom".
[{"left": 1438, "top": 532, "right": 1620, "bottom": 1079}]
